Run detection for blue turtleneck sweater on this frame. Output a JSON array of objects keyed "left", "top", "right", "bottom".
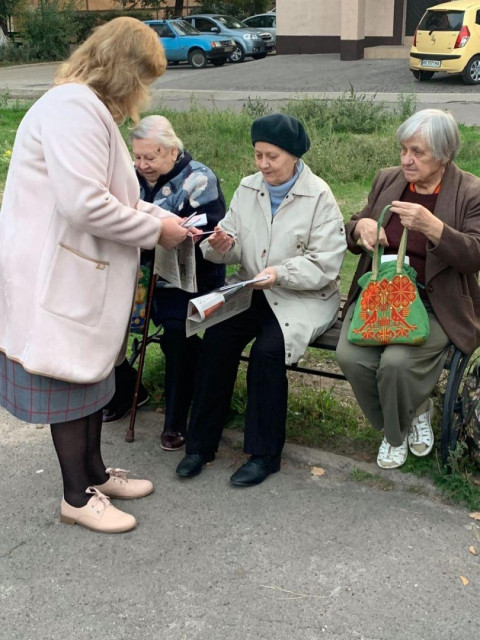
[{"left": 264, "top": 160, "right": 304, "bottom": 216}]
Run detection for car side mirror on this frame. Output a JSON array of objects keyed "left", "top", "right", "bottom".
[{"left": 210, "top": 26, "right": 220, "bottom": 33}]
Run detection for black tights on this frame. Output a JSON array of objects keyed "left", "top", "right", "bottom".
[{"left": 50, "top": 410, "right": 109, "bottom": 508}]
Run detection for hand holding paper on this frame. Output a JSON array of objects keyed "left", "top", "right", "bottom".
[
  {"left": 251, "top": 267, "right": 278, "bottom": 289},
  {"left": 207, "top": 225, "right": 235, "bottom": 254},
  {"left": 157, "top": 216, "right": 190, "bottom": 249}
]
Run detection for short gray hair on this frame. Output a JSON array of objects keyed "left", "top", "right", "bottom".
[
  {"left": 130, "top": 115, "right": 184, "bottom": 152},
  {"left": 396, "top": 109, "right": 460, "bottom": 163}
]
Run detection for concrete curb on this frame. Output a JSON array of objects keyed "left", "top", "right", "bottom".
[{"left": 219, "top": 426, "right": 439, "bottom": 498}]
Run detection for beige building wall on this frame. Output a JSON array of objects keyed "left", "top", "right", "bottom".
[
  {"left": 276, "top": 0, "right": 404, "bottom": 59},
  {"left": 276, "top": 2, "right": 340, "bottom": 37},
  {"left": 365, "top": 0, "right": 395, "bottom": 37}
]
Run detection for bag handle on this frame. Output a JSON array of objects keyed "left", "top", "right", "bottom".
[{"left": 371, "top": 204, "right": 408, "bottom": 281}]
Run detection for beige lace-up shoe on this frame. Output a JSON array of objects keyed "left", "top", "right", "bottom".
[
  {"left": 60, "top": 487, "right": 136, "bottom": 533},
  {"left": 94, "top": 468, "right": 154, "bottom": 500}
]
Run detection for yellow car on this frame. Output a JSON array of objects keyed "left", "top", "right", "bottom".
[{"left": 410, "top": 0, "right": 480, "bottom": 85}]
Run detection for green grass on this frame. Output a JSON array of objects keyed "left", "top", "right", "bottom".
[{"left": 2, "top": 91, "right": 480, "bottom": 509}]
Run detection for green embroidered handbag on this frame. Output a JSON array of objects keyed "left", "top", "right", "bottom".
[{"left": 348, "top": 205, "right": 430, "bottom": 347}]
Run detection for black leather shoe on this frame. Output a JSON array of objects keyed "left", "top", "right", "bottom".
[
  {"left": 102, "top": 386, "right": 149, "bottom": 423},
  {"left": 230, "top": 454, "right": 282, "bottom": 487},
  {"left": 176, "top": 453, "right": 215, "bottom": 478}
]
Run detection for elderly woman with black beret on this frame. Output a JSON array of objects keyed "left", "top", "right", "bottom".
[{"left": 175, "top": 113, "right": 347, "bottom": 487}]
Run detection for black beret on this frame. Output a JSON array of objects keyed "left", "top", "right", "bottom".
[{"left": 251, "top": 113, "right": 310, "bottom": 158}]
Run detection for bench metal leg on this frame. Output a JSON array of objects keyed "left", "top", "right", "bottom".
[{"left": 440, "top": 348, "right": 472, "bottom": 465}]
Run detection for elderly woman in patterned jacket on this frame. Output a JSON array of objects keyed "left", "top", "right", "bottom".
[{"left": 103, "top": 116, "right": 226, "bottom": 453}]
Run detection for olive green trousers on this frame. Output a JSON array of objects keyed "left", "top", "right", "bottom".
[{"left": 336, "top": 303, "right": 450, "bottom": 447}]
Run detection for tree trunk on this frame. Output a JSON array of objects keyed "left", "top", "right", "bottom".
[{"left": 174, "top": 0, "right": 184, "bottom": 16}]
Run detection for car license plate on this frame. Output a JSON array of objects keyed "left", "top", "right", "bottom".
[
  {"left": 224, "top": 46, "right": 233, "bottom": 52},
  {"left": 421, "top": 59, "right": 441, "bottom": 68}
]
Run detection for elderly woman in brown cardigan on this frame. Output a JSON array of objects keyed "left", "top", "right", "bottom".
[{"left": 336, "top": 109, "right": 480, "bottom": 470}]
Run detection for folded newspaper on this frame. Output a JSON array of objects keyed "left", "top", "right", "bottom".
[
  {"left": 185, "top": 276, "right": 269, "bottom": 337},
  {"left": 154, "top": 235, "right": 197, "bottom": 293}
]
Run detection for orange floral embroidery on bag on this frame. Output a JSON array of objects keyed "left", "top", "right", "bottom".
[{"left": 353, "top": 275, "right": 418, "bottom": 344}]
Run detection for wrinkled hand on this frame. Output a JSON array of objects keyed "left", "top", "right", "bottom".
[
  {"left": 355, "top": 218, "right": 388, "bottom": 253},
  {"left": 390, "top": 200, "right": 443, "bottom": 243},
  {"left": 187, "top": 226, "right": 202, "bottom": 244},
  {"left": 207, "top": 226, "right": 235, "bottom": 254},
  {"left": 251, "top": 267, "right": 278, "bottom": 289},
  {"left": 157, "top": 216, "right": 189, "bottom": 249}
]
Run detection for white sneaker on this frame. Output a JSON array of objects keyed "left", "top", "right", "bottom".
[
  {"left": 408, "top": 399, "right": 434, "bottom": 457},
  {"left": 377, "top": 436, "right": 408, "bottom": 469}
]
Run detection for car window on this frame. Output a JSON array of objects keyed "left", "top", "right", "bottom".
[
  {"left": 418, "top": 10, "right": 464, "bottom": 32},
  {"left": 266, "top": 16, "right": 276, "bottom": 27},
  {"left": 195, "top": 17, "right": 216, "bottom": 31},
  {"left": 245, "top": 16, "right": 261, "bottom": 27},
  {"left": 171, "top": 20, "right": 200, "bottom": 36},
  {"left": 216, "top": 15, "right": 245, "bottom": 29},
  {"left": 150, "top": 23, "right": 175, "bottom": 38}
]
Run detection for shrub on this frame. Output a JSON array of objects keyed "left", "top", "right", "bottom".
[
  {"left": 74, "top": 9, "right": 154, "bottom": 44},
  {"left": 18, "top": 0, "right": 78, "bottom": 61}
]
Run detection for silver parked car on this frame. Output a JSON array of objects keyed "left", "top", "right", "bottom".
[
  {"left": 183, "top": 14, "right": 275, "bottom": 63},
  {"left": 242, "top": 13, "right": 276, "bottom": 42}
]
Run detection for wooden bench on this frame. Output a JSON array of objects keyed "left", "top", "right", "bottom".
[{"left": 130, "top": 294, "right": 474, "bottom": 465}]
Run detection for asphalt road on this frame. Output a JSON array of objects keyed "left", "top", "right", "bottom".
[{"left": 1, "top": 54, "right": 480, "bottom": 124}]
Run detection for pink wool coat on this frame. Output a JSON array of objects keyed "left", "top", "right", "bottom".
[{"left": 0, "top": 83, "right": 173, "bottom": 383}]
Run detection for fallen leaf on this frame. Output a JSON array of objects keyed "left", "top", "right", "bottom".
[
  {"left": 469, "top": 512, "right": 480, "bottom": 521},
  {"left": 311, "top": 466, "right": 326, "bottom": 477},
  {"left": 469, "top": 546, "right": 478, "bottom": 556},
  {"left": 460, "top": 576, "right": 469, "bottom": 586}
]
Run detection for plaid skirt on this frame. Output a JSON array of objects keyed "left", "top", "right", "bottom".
[{"left": 0, "top": 352, "right": 115, "bottom": 424}]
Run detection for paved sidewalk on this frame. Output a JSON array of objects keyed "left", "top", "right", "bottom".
[{"left": 1, "top": 406, "right": 480, "bottom": 640}]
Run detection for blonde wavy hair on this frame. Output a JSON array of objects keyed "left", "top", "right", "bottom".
[{"left": 55, "top": 17, "right": 166, "bottom": 124}]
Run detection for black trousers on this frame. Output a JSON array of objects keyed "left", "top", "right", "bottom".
[
  {"left": 159, "top": 319, "right": 201, "bottom": 435},
  {"left": 107, "top": 319, "right": 201, "bottom": 435},
  {"left": 186, "top": 291, "right": 288, "bottom": 457}
]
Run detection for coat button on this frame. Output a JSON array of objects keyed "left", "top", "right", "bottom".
[
  {"left": 296, "top": 244, "right": 301, "bottom": 249},
  {"left": 274, "top": 301, "right": 278, "bottom": 305},
  {"left": 260, "top": 192, "right": 264, "bottom": 196},
  {"left": 285, "top": 322, "right": 289, "bottom": 326},
  {"left": 287, "top": 352, "right": 291, "bottom": 357}
]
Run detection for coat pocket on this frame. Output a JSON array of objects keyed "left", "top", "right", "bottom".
[{"left": 40, "top": 243, "right": 109, "bottom": 326}]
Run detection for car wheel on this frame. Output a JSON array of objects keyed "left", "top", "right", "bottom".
[
  {"left": 462, "top": 56, "right": 480, "bottom": 85},
  {"left": 210, "top": 58, "right": 227, "bottom": 66},
  {"left": 411, "top": 70, "right": 434, "bottom": 81},
  {"left": 252, "top": 53, "right": 267, "bottom": 60},
  {"left": 229, "top": 45, "right": 245, "bottom": 63},
  {"left": 188, "top": 49, "right": 207, "bottom": 69}
]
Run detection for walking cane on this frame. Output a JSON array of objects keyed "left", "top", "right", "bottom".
[{"left": 125, "top": 263, "right": 157, "bottom": 443}]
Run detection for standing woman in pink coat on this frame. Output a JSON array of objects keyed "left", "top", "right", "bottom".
[{"left": 0, "top": 18, "right": 191, "bottom": 533}]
